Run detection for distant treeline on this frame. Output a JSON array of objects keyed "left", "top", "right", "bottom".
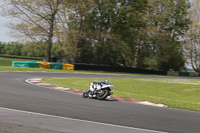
[
  {"left": 0, "top": 42, "right": 44, "bottom": 57},
  {"left": 0, "top": 42, "right": 74, "bottom": 61}
]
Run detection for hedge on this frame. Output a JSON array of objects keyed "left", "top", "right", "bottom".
[{"left": 0, "top": 54, "right": 42, "bottom": 60}]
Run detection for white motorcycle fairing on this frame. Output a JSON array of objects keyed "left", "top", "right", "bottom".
[{"left": 101, "top": 85, "right": 115, "bottom": 90}]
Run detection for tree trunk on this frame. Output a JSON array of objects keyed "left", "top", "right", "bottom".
[
  {"left": 47, "top": 39, "right": 52, "bottom": 62},
  {"left": 133, "top": 45, "right": 139, "bottom": 68},
  {"left": 46, "top": 8, "right": 57, "bottom": 62}
]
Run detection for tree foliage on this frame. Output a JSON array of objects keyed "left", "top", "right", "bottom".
[
  {"left": 1, "top": 0, "right": 191, "bottom": 71},
  {"left": 137, "top": 0, "right": 190, "bottom": 71}
]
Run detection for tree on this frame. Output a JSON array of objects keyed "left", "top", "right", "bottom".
[
  {"left": 22, "top": 42, "right": 45, "bottom": 57},
  {"left": 79, "top": 0, "right": 132, "bottom": 66},
  {"left": 2, "top": 0, "right": 67, "bottom": 61},
  {"left": 184, "top": 0, "right": 200, "bottom": 72},
  {"left": 71, "top": 0, "right": 149, "bottom": 67},
  {"left": 64, "top": 0, "right": 190, "bottom": 70},
  {"left": 62, "top": 0, "right": 95, "bottom": 63},
  {"left": 111, "top": 0, "right": 149, "bottom": 67},
  {"left": 0, "top": 42, "right": 4, "bottom": 54},
  {"left": 137, "top": 0, "right": 190, "bottom": 71}
]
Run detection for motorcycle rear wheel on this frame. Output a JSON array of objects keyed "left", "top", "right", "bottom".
[{"left": 97, "top": 89, "right": 109, "bottom": 100}]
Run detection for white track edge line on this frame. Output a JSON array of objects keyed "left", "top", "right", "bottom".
[{"left": 0, "top": 107, "right": 167, "bottom": 133}]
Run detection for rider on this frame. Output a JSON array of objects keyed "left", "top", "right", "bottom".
[
  {"left": 103, "top": 80, "right": 110, "bottom": 85},
  {"left": 93, "top": 80, "right": 110, "bottom": 88},
  {"left": 89, "top": 80, "right": 110, "bottom": 97}
]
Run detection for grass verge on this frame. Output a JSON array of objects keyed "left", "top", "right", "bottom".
[
  {"left": 0, "top": 66, "right": 161, "bottom": 76},
  {"left": 42, "top": 77, "right": 200, "bottom": 112}
]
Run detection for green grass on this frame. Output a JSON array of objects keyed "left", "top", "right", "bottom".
[
  {"left": 0, "top": 66, "right": 158, "bottom": 76},
  {"left": 42, "top": 78, "right": 200, "bottom": 112}
]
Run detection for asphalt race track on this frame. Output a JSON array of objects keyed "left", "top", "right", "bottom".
[{"left": 0, "top": 71, "right": 200, "bottom": 133}]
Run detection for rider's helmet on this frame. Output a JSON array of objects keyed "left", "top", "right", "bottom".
[
  {"left": 104, "top": 80, "right": 109, "bottom": 82},
  {"left": 104, "top": 80, "right": 109, "bottom": 84}
]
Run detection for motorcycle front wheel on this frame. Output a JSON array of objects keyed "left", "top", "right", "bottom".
[
  {"left": 97, "top": 89, "right": 109, "bottom": 100},
  {"left": 82, "top": 90, "right": 90, "bottom": 98}
]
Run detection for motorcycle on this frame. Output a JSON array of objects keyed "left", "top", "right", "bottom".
[{"left": 82, "top": 80, "right": 115, "bottom": 100}]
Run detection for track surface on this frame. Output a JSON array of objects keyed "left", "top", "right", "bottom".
[{"left": 0, "top": 71, "right": 200, "bottom": 133}]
